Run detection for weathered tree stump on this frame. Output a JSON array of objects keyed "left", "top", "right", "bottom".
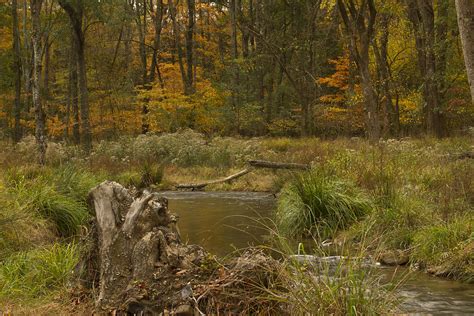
[{"left": 87, "top": 181, "right": 205, "bottom": 311}]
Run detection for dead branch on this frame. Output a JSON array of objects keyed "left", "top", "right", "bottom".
[
  {"left": 248, "top": 160, "right": 310, "bottom": 170},
  {"left": 175, "top": 159, "right": 310, "bottom": 190},
  {"left": 176, "top": 168, "right": 252, "bottom": 190}
]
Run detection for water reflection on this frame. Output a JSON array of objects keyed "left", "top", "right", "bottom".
[{"left": 157, "top": 191, "right": 275, "bottom": 256}]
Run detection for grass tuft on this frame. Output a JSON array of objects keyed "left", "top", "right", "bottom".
[{"left": 277, "top": 171, "right": 373, "bottom": 238}]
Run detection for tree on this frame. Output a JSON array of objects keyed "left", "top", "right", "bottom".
[
  {"left": 455, "top": 0, "right": 474, "bottom": 103},
  {"left": 185, "top": 0, "right": 195, "bottom": 95},
  {"left": 149, "top": 0, "right": 164, "bottom": 84},
  {"left": 12, "top": 0, "right": 22, "bottom": 142},
  {"left": 58, "top": 0, "right": 92, "bottom": 151},
  {"left": 169, "top": 0, "right": 193, "bottom": 95},
  {"left": 337, "top": 0, "right": 381, "bottom": 141},
  {"left": 31, "top": 0, "right": 47, "bottom": 164},
  {"left": 373, "top": 12, "right": 399, "bottom": 137},
  {"left": 405, "top": 0, "right": 445, "bottom": 137}
]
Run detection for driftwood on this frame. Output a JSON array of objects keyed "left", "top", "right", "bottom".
[
  {"left": 176, "top": 160, "right": 310, "bottom": 190},
  {"left": 87, "top": 181, "right": 206, "bottom": 312},
  {"left": 248, "top": 160, "right": 310, "bottom": 170}
]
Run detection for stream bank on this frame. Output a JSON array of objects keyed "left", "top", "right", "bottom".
[{"left": 163, "top": 190, "right": 474, "bottom": 315}]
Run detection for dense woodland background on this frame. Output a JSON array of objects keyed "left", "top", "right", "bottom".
[{"left": 0, "top": 0, "right": 473, "bottom": 156}]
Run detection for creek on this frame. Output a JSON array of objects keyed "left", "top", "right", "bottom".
[{"left": 157, "top": 191, "right": 474, "bottom": 315}]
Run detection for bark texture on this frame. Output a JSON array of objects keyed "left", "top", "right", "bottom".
[
  {"left": 456, "top": 0, "right": 474, "bottom": 103},
  {"left": 337, "top": 0, "right": 381, "bottom": 141},
  {"left": 31, "top": 0, "right": 47, "bottom": 165},
  {"left": 87, "top": 181, "right": 205, "bottom": 311},
  {"left": 12, "top": 0, "right": 22, "bottom": 142}
]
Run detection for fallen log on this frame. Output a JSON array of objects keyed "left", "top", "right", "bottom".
[
  {"left": 248, "top": 159, "right": 310, "bottom": 170},
  {"left": 175, "top": 168, "right": 251, "bottom": 190},
  {"left": 176, "top": 160, "right": 310, "bottom": 190}
]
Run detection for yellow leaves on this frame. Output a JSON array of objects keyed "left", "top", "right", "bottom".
[
  {"left": 0, "top": 27, "right": 12, "bottom": 50},
  {"left": 398, "top": 92, "right": 422, "bottom": 126},
  {"left": 47, "top": 115, "right": 65, "bottom": 137},
  {"left": 136, "top": 61, "right": 226, "bottom": 134}
]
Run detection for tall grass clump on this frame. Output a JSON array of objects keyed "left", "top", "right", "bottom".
[
  {"left": 3, "top": 165, "right": 100, "bottom": 237},
  {"left": 277, "top": 171, "right": 373, "bottom": 238},
  {"left": 0, "top": 243, "right": 79, "bottom": 302}
]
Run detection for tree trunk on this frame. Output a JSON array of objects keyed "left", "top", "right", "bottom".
[
  {"left": 230, "top": 0, "right": 238, "bottom": 59},
  {"left": 135, "top": 0, "right": 148, "bottom": 84},
  {"left": 337, "top": 0, "right": 381, "bottom": 141},
  {"left": 149, "top": 0, "right": 164, "bottom": 83},
  {"left": 406, "top": 0, "right": 444, "bottom": 137},
  {"left": 59, "top": 0, "right": 92, "bottom": 151},
  {"left": 77, "top": 39, "right": 92, "bottom": 151},
  {"left": 169, "top": 0, "right": 190, "bottom": 95},
  {"left": 12, "top": 0, "right": 22, "bottom": 143},
  {"left": 456, "top": 0, "right": 474, "bottom": 103},
  {"left": 87, "top": 181, "right": 205, "bottom": 310},
  {"left": 43, "top": 37, "right": 51, "bottom": 99},
  {"left": 31, "top": 0, "right": 47, "bottom": 165},
  {"left": 373, "top": 14, "right": 398, "bottom": 137},
  {"left": 22, "top": 0, "right": 32, "bottom": 112},
  {"left": 69, "top": 29, "right": 80, "bottom": 144},
  {"left": 185, "top": 0, "right": 195, "bottom": 94}
]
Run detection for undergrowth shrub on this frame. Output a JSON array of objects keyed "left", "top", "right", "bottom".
[
  {"left": 91, "top": 130, "right": 260, "bottom": 169},
  {"left": 277, "top": 171, "right": 373, "bottom": 238}
]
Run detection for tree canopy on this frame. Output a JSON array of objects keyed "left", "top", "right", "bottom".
[{"left": 0, "top": 0, "right": 472, "bottom": 149}]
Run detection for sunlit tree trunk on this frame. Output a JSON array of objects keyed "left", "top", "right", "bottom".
[
  {"left": 31, "top": 0, "right": 47, "bottom": 165},
  {"left": 149, "top": 0, "right": 164, "bottom": 86},
  {"left": 456, "top": 0, "right": 474, "bottom": 103}
]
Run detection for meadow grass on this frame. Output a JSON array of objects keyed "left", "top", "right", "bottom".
[
  {"left": 0, "top": 243, "right": 80, "bottom": 304},
  {"left": 0, "top": 132, "right": 472, "bottom": 312}
]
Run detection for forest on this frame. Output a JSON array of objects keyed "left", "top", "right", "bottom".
[{"left": 0, "top": 0, "right": 473, "bottom": 314}]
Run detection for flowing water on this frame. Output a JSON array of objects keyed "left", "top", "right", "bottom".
[{"left": 157, "top": 191, "right": 474, "bottom": 315}]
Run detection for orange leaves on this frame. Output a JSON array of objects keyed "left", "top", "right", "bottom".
[{"left": 317, "top": 53, "right": 358, "bottom": 105}]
